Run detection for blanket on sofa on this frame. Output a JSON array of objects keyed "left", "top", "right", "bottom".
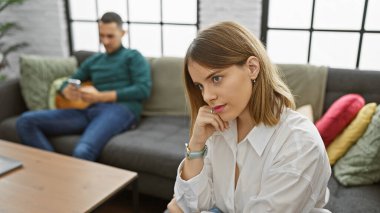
[{"left": 277, "top": 64, "right": 328, "bottom": 121}]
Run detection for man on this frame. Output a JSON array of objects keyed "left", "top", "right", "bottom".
[{"left": 16, "top": 12, "right": 152, "bottom": 161}]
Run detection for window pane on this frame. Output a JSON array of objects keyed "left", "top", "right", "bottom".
[
  {"left": 122, "top": 23, "right": 130, "bottom": 48},
  {"left": 310, "top": 32, "right": 359, "bottom": 68},
  {"left": 365, "top": 0, "right": 380, "bottom": 30},
  {"left": 359, "top": 33, "right": 380, "bottom": 70},
  {"left": 162, "top": 0, "right": 197, "bottom": 24},
  {"left": 268, "top": 0, "right": 312, "bottom": 28},
  {"left": 69, "top": 0, "right": 96, "bottom": 20},
  {"left": 129, "top": 24, "right": 161, "bottom": 57},
  {"left": 313, "top": 0, "right": 364, "bottom": 30},
  {"left": 72, "top": 22, "right": 99, "bottom": 52},
  {"left": 97, "top": 0, "right": 128, "bottom": 21},
  {"left": 267, "top": 30, "right": 310, "bottom": 64},
  {"left": 163, "top": 25, "right": 196, "bottom": 57},
  {"left": 129, "top": 0, "right": 160, "bottom": 22}
]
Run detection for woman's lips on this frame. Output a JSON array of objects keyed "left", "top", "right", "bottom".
[{"left": 213, "top": 105, "right": 226, "bottom": 113}]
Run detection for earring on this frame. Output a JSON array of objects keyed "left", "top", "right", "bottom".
[{"left": 252, "top": 79, "right": 256, "bottom": 84}]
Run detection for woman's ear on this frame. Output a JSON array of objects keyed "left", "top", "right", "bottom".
[{"left": 246, "top": 56, "right": 260, "bottom": 80}]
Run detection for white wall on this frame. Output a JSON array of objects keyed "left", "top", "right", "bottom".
[{"left": 0, "top": 0, "right": 69, "bottom": 78}]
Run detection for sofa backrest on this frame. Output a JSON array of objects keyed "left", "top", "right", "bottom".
[
  {"left": 73, "top": 51, "right": 380, "bottom": 118},
  {"left": 73, "top": 51, "right": 188, "bottom": 116},
  {"left": 324, "top": 68, "right": 380, "bottom": 113}
]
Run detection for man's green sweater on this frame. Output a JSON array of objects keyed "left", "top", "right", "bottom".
[{"left": 61, "top": 46, "right": 152, "bottom": 120}]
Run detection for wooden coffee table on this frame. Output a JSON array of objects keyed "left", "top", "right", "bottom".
[{"left": 0, "top": 140, "right": 138, "bottom": 213}]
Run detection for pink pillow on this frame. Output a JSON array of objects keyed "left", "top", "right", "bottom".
[{"left": 316, "top": 94, "right": 365, "bottom": 147}]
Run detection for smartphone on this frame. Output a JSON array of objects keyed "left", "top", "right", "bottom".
[{"left": 68, "top": 78, "right": 81, "bottom": 88}]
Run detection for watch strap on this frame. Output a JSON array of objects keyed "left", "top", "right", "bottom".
[{"left": 185, "top": 143, "right": 208, "bottom": 160}]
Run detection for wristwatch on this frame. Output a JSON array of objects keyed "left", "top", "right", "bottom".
[{"left": 185, "top": 143, "right": 208, "bottom": 160}]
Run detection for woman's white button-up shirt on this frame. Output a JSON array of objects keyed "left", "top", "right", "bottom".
[{"left": 174, "top": 109, "right": 331, "bottom": 213}]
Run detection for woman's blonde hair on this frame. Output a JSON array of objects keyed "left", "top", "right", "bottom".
[{"left": 184, "top": 21, "right": 295, "bottom": 134}]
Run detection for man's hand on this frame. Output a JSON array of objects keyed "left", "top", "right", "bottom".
[
  {"left": 79, "top": 86, "right": 117, "bottom": 104},
  {"left": 62, "top": 84, "right": 81, "bottom": 101},
  {"left": 79, "top": 86, "right": 101, "bottom": 104}
]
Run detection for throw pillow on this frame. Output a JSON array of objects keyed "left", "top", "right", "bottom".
[
  {"left": 327, "top": 103, "right": 377, "bottom": 165},
  {"left": 19, "top": 55, "right": 77, "bottom": 110},
  {"left": 334, "top": 104, "right": 380, "bottom": 186},
  {"left": 296, "top": 104, "right": 314, "bottom": 122},
  {"left": 142, "top": 57, "right": 188, "bottom": 116},
  {"left": 316, "top": 94, "right": 365, "bottom": 147}
]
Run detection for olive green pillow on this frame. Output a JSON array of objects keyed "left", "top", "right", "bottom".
[
  {"left": 142, "top": 57, "right": 188, "bottom": 116},
  {"left": 334, "top": 104, "right": 380, "bottom": 186},
  {"left": 19, "top": 55, "right": 77, "bottom": 110}
]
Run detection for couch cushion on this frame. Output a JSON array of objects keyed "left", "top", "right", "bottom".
[
  {"left": 142, "top": 57, "right": 188, "bottom": 116},
  {"left": 19, "top": 55, "right": 77, "bottom": 110},
  {"left": 326, "top": 175, "right": 380, "bottom": 212},
  {"left": 0, "top": 116, "right": 80, "bottom": 155},
  {"left": 0, "top": 115, "right": 189, "bottom": 180},
  {"left": 327, "top": 103, "right": 377, "bottom": 165},
  {"left": 277, "top": 64, "right": 327, "bottom": 120},
  {"left": 0, "top": 116, "right": 21, "bottom": 143},
  {"left": 324, "top": 68, "right": 380, "bottom": 113},
  {"left": 99, "top": 116, "right": 189, "bottom": 179},
  {"left": 316, "top": 94, "right": 365, "bottom": 147},
  {"left": 334, "top": 104, "right": 380, "bottom": 186}
]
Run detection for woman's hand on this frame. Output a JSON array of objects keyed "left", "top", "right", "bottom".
[{"left": 190, "top": 106, "right": 229, "bottom": 149}]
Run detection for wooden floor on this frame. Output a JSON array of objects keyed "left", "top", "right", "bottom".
[{"left": 94, "top": 189, "right": 169, "bottom": 213}]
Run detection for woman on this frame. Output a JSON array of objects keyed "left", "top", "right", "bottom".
[{"left": 167, "top": 22, "right": 331, "bottom": 213}]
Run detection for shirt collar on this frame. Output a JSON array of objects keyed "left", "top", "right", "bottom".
[
  {"left": 245, "top": 122, "right": 277, "bottom": 156},
  {"left": 106, "top": 45, "right": 124, "bottom": 56},
  {"left": 213, "top": 119, "right": 278, "bottom": 157}
]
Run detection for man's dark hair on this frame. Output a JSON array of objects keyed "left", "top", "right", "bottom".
[{"left": 100, "top": 12, "right": 123, "bottom": 28}]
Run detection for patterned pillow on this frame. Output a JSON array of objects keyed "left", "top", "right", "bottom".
[
  {"left": 19, "top": 55, "right": 77, "bottom": 110},
  {"left": 316, "top": 94, "right": 365, "bottom": 147},
  {"left": 334, "top": 104, "right": 380, "bottom": 186},
  {"left": 327, "top": 103, "right": 377, "bottom": 165}
]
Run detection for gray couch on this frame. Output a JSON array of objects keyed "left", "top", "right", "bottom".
[{"left": 1, "top": 51, "right": 380, "bottom": 212}]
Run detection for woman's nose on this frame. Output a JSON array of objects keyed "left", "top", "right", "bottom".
[{"left": 203, "top": 86, "right": 217, "bottom": 103}]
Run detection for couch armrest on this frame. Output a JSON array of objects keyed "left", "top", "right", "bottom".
[{"left": 0, "top": 78, "right": 27, "bottom": 122}]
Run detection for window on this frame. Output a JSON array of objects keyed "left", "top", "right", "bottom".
[
  {"left": 261, "top": 0, "right": 380, "bottom": 70},
  {"left": 65, "top": 0, "right": 199, "bottom": 57}
]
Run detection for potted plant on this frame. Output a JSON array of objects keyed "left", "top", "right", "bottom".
[{"left": 0, "top": 0, "right": 28, "bottom": 81}]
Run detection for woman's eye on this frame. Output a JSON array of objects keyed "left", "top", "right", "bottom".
[{"left": 212, "top": 76, "right": 222, "bottom": 83}]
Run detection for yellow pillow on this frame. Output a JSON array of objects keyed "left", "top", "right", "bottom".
[{"left": 327, "top": 103, "right": 377, "bottom": 165}]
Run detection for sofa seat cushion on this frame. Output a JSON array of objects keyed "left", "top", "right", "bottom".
[
  {"left": 99, "top": 116, "right": 189, "bottom": 179},
  {"left": 0, "top": 116, "right": 80, "bottom": 154},
  {"left": 0, "top": 116, "right": 21, "bottom": 143},
  {"left": 326, "top": 175, "right": 380, "bottom": 212},
  {"left": 0, "top": 115, "right": 189, "bottom": 180}
]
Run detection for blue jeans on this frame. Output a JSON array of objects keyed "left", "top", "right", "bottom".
[{"left": 16, "top": 103, "right": 136, "bottom": 161}]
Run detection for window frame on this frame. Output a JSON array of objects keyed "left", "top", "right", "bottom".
[
  {"left": 64, "top": 0, "right": 200, "bottom": 56},
  {"left": 261, "top": 0, "right": 380, "bottom": 68}
]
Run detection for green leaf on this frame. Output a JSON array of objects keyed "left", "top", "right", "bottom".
[
  {"left": 0, "top": 22, "right": 21, "bottom": 40},
  {"left": 2, "top": 42, "right": 28, "bottom": 56}
]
